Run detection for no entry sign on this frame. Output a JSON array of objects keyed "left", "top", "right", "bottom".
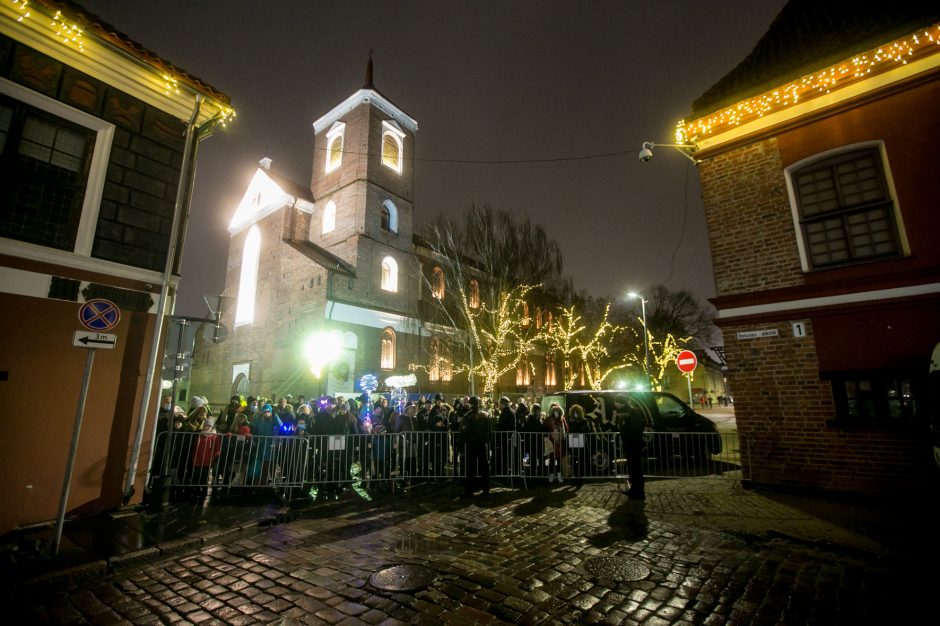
[{"left": 676, "top": 350, "right": 698, "bottom": 373}]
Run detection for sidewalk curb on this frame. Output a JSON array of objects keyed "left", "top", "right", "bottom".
[{"left": 10, "top": 499, "right": 344, "bottom": 594}]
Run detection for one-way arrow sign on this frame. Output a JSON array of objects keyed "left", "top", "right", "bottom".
[{"left": 73, "top": 331, "right": 117, "bottom": 349}]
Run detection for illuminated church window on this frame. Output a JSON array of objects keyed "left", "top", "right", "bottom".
[
  {"left": 381, "top": 327, "right": 396, "bottom": 369},
  {"left": 381, "top": 121, "right": 405, "bottom": 173},
  {"left": 322, "top": 200, "right": 336, "bottom": 234},
  {"left": 381, "top": 255, "right": 398, "bottom": 292},
  {"left": 325, "top": 122, "right": 345, "bottom": 173},
  {"left": 431, "top": 266, "right": 445, "bottom": 299},
  {"left": 235, "top": 226, "right": 260, "bottom": 326},
  {"left": 469, "top": 279, "right": 480, "bottom": 308}
]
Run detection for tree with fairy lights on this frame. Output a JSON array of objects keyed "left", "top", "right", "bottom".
[
  {"left": 630, "top": 316, "right": 691, "bottom": 391},
  {"left": 413, "top": 203, "right": 565, "bottom": 396},
  {"left": 542, "top": 303, "right": 632, "bottom": 390}
]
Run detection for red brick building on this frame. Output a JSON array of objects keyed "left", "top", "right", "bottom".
[
  {"left": 682, "top": 3, "right": 940, "bottom": 493},
  {"left": 0, "top": 1, "right": 232, "bottom": 533}
]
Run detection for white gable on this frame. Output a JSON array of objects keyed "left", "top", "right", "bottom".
[{"left": 228, "top": 169, "right": 294, "bottom": 235}]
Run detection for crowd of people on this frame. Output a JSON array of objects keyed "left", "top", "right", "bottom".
[{"left": 148, "top": 390, "right": 651, "bottom": 503}]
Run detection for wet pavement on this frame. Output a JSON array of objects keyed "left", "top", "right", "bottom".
[{"left": 3, "top": 478, "right": 934, "bottom": 624}]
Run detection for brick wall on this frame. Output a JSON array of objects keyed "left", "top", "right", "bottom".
[
  {"left": 724, "top": 319, "right": 926, "bottom": 493},
  {"left": 698, "top": 139, "right": 803, "bottom": 297}
]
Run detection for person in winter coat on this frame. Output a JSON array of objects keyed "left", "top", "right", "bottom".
[
  {"left": 493, "top": 396, "right": 517, "bottom": 477},
  {"left": 521, "top": 403, "right": 546, "bottom": 477},
  {"left": 428, "top": 400, "right": 448, "bottom": 479},
  {"left": 615, "top": 394, "right": 652, "bottom": 499},
  {"left": 246, "top": 403, "right": 282, "bottom": 488},
  {"left": 460, "top": 396, "right": 492, "bottom": 498},
  {"left": 567, "top": 404, "right": 591, "bottom": 482},
  {"left": 544, "top": 404, "right": 569, "bottom": 484},
  {"left": 190, "top": 417, "right": 222, "bottom": 500}
]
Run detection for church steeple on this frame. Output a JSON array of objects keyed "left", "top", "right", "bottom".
[{"left": 363, "top": 50, "right": 374, "bottom": 89}]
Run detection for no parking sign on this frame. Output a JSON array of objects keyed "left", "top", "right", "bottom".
[{"left": 78, "top": 299, "right": 120, "bottom": 331}]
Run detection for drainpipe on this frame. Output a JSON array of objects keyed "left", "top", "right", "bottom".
[{"left": 123, "top": 95, "right": 204, "bottom": 500}]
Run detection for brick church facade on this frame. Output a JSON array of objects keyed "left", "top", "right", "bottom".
[{"left": 191, "top": 70, "right": 557, "bottom": 403}]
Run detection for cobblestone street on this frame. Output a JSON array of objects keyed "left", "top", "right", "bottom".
[{"left": 12, "top": 480, "right": 929, "bottom": 625}]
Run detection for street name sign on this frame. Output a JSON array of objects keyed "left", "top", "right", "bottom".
[
  {"left": 736, "top": 329, "right": 779, "bottom": 340},
  {"left": 676, "top": 350, "right": 698, "bottom": 373},
  {"left": 73, "top": 331, "right": 117, "bottom": 349}
]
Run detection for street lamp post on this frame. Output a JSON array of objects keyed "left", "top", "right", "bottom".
[{"left": 628, "top": 292, "right": 651, "bottom": 391}]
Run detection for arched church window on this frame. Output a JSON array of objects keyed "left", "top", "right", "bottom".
[
  {"left": 235, "top": 226, "right": 261, "bottom": 326},
  {"left": 469, "top": 279, "right": 480, "bottom": 308},
  {"left": 322, "top": 200, "right": 336, "bottom": 234},
  {"left": 325, "top": 122, "right": 345, "bottom": 173},
  {"left": 382, "top": 121, "right": 405, "bottom": 173},
  {"left": 431, "top": 266, "right": 445, "bottom": 299},
  {"left": 381, "top": 256, "right": 398, "bottom": 292},
  {"left": 381, "top": 327, "right": 396, "bottom": 369},
  {"left": 382, "top": 199, "right": 399, "bottom": 233}
]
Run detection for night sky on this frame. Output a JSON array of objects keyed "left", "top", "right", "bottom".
[{"left": 80, "top": 0, "right": 787, "bottom": 318}]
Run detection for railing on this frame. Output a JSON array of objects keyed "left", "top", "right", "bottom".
[{"left": 148, "top": 430, "right": 746, "bottom": 499}]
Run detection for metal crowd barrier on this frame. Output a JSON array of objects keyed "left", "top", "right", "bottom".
[{"left": 148, "top": 429, "right": 746, "bottom": 499}]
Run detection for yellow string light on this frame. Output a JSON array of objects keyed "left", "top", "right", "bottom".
[
  {"left": 676, "top": 24, "right": 940, "bottom": 144},
  {"left": 12, "top": 0, "right": 30, "bottom": 23},
  {"left": 50, "top": 10, "right": 83, "bottom": 52}
]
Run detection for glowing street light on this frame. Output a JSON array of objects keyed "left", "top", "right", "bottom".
[
  {"left": 303, "top": 330, "right": 342, "bottom": 379},
  {"left": 628, "top": 292, "right": 651, "bottom": 391}
]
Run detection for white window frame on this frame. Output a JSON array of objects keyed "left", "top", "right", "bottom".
[
  {"left": 235, "top": 226, "right": 261, "bottom": 326},
  {"left": 380, "top": 255, "right": 398, "bottom": 292},
  {"left": 0, "top": 77, "right": 122, "bottom": 273},
  {"left": 784, "top": 140, "right": 908, "bottom": 272},
  {"left": 325, "top": 121, "right": 345, "bottom": 173},
  {"left": 322, "top": 200, "right": 336, "bottom": 234},
  {"left": 381, "top": 120, "right": 405, "bottom": 173}
]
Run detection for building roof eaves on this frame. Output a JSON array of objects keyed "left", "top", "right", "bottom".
[
  {"left": 692, "top": 1, "right": 940, "bottom": 118},
  {"left": 284, "top": 239, "right": 356, "bottom": 277},
  {"left": 34, "top": 0, "right": 232, "bottom": 106},
  {"left": 312, "top": 88, "right": 418, "bottom": 135}
]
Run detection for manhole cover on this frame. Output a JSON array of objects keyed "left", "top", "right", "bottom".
[
  {"left": 584, "top": 556, "right": 651, "bottom": 581},
  {"left": 370, "top": 564, "right": 437, "bottom": 592}
]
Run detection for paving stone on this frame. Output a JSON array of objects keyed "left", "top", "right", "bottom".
[{"left": 9, "top": 483, "right": 930, "bottom": 625}]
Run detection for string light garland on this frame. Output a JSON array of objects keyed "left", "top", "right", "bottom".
[
  {"left": 12, "top": 0, "right": 29, "bottom": 22},
  {"left": 676, "top": 23, "right": 940, "bottom": 144},
  {"left": 5, "top": 1, "right": 237, "bottom": 128},
  {"left": 50, "top": 9, "right": 83, "bottom": 51}
]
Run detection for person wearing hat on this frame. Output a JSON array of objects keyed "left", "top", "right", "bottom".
[
  {"left": 615, "top": 394, "right": 651, "bottom": 499},
  {"left": 460, "top": 396, "right": 492, "bottom": 498},
  {"left": 246, "top": 403, "right": 282, "bottom": 490}
]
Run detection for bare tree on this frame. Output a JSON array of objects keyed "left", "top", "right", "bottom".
[
  {"left": 644, "top": 285, "right": 717, "bottom": 347},
  {"left": 414, "top": 203, "right": 564, "bottom": 395}
]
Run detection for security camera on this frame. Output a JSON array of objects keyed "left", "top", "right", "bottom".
[{"left": 638, "top": 142, "right": 654, "bottom": 162}]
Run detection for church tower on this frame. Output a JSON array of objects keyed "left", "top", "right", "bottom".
[
  {"left": 192, "top": 58, "right": 424, "bottom": 401},
  {"left": 308, "top": 55, "right": 418, "bottom": 316}
]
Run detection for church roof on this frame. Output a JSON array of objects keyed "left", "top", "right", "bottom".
[
  {"left": 313, "top": 87, "right": 418, "bottom": 135},
  {"left": 692, "top": 0, "right": 940, "bottom": 118},
  {"left": 284, "top": 239, "right": 356, "bottom": 277},
  {"left": 264, "top": 168, "right": 313, "bottom": 203}
]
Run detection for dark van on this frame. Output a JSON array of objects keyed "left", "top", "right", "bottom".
[{"left": 539, "top": 390, "right": 722, "bottom": 469}]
